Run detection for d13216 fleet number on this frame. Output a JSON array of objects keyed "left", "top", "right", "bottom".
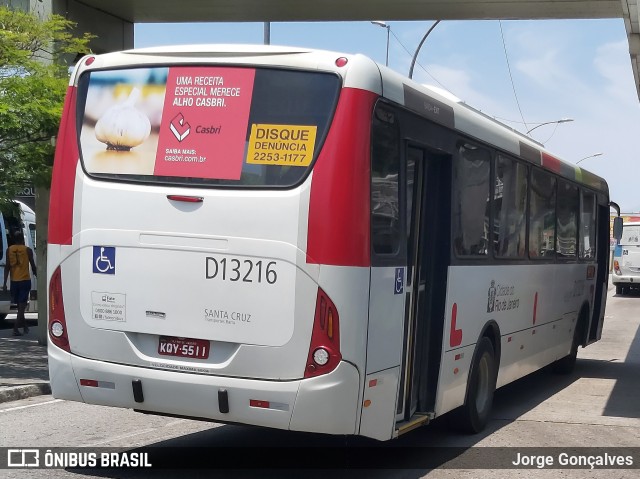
[{"left": 205, "top": 257, "right": 278, "bottom": 284}]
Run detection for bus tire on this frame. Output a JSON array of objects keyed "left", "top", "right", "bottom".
[
  {"left": 451, "top": 337, "right": 497, "bottom": 434},
  {"left": 552, "top": 316, "right": 584, "bottom": 374},
  {"left": 0, "top": 313, "right": 7, "bottom": 325}
]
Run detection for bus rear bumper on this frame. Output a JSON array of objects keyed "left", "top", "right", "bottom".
[
  {"left": 612, "top": 276, "right": 640, "bottom": 286},
  {"left": 49, "top": 348, "right": 360, "bottom": 435}
]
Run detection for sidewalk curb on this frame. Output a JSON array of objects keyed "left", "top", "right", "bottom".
[{"left": 0, "top": 383, "right": 51, "bottom": 404}]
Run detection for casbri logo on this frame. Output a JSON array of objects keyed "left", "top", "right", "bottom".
[{"left": 170, "top": 112, "right": 191, "bottom": 142}]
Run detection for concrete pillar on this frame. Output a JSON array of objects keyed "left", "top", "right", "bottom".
[{"left": 52, "top": 0, "right": 134, "bottom": 53}]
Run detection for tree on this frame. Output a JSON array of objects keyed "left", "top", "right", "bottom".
[{"left": 0, "top": 6, "right": 93, "bottom": 210}]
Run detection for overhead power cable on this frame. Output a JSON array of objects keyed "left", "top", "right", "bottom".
[
  {"left": 499, "top": 20, "right": 529, "bottom": 132},
  {"left": 389, "top": 28, "right": 454, "bottom": 95}
]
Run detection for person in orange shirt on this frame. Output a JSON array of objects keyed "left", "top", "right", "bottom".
[{"left": 2, "top": 232, "right": 37, "bottom": 336}]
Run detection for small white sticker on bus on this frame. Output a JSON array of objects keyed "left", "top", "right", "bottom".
[{"left": 91, "top": 292, "right": 126, "bottom": 322}]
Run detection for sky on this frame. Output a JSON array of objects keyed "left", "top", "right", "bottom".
[{"left": 135, "top": 19, "right": 640, "bottom": 212}]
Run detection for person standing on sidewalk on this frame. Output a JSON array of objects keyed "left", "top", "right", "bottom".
[{"left": 2, "top": 231, "right": 37, "bottom": 336}]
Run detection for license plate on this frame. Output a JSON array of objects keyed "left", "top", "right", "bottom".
[{"left": 158, "top": 336, "right": 210, "bottom": 359}]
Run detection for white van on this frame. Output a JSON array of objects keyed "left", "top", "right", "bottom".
[
  {"left": 0, "top": 201, "right": 37, "bottom": 321},
  {"left": 612, "top": 221, "right": 640, "bottom": 295}
]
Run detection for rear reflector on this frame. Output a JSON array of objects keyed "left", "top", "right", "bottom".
[
  {"left": 249, "top": 399, "right": 289, "bottom": 411},
  {"left": 79, "top": 379, "right": 115, "bottom": 389}
]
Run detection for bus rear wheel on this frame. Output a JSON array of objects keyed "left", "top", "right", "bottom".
[{"left": 451, "top": 337, "right": 497, "bottom": 434}]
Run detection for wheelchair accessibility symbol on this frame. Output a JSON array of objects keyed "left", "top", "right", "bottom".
[
  {"left": 394, "top": 267, "right": 404, "bottom": 295},
  {"left": 93, "top": 246, "right": 116, "bottom": 274}
]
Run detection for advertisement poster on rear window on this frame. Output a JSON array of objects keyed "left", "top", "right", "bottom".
[{"left": 80, "top": 66, "right": 255, "bottom": 180}]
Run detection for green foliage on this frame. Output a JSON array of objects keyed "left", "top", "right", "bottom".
[{"left": 0, "top": 6, "right": 93, "bottom": 209}]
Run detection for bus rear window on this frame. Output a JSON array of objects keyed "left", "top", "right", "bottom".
[{"left": 77, "top": 66, "right": 341, "bottom": 187}]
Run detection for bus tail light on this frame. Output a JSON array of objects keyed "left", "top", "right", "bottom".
[
  {"left": 49, "top": 267, "right": 70, "bottom": 352},
  {"left": 613, "top": 260, "right": 621, "bottom": 275},
  {"left": 304, "top": 287, "right": 341, "bottom": 378}
]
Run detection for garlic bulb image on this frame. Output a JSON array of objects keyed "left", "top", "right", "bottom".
[{"left": 95, "top": 88, "right": 151, "bottom": 151}]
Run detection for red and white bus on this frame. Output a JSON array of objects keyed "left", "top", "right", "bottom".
[{"left": 48, "top": 45, "right": 611, "bottom": 440}]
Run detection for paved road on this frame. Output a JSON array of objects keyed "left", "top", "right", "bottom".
[{"left": 1, "top": 287, "right": 638, "bottom": 478}]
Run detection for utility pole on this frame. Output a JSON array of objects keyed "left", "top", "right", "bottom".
[{"left": 264, "top": 22, "right": 270, "bottom": 45}]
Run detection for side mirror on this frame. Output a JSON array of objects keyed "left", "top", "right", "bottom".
[{"left": 613, "top": 216, "right": 623, "bottom": 241}]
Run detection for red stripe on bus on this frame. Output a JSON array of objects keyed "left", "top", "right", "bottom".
[
  {"left": 450, "top": 303, "right": 462, "bottom": 347},
  {"left": 49, "top": 86, "right": 79, "bottom": 245},
  {"left": 541, "top": 152, "right": 562, "bottom": 173},
  {"left": 307, "top": 88, "right": 377, "bottom": 266}
]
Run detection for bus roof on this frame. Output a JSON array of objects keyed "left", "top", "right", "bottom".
[
  {"left": 73, "top": 44, "right": 608, "bottom": 195},
  {"left": 374, "top": 61, "right": 608, "bottom": 195}
]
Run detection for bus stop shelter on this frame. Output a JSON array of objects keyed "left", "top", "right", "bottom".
[{"left": 16, "top": 0, "right": 637, "bottom": 98}]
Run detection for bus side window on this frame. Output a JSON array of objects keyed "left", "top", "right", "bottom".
[
  {"left": 580, "top": 192, "right": 596, "bottom": 259},
  {"left": 556, "top": 180, "right": 579, "bottom": 259},
  {"left": 371, "top": 105, "right": 401, "bottom": 257},
  {"left": 529, "top": 169, "right": 556, "bottom": 259},
  {"left": 453, "top": 142, "right": 491, "bottom": 257},
  {"left": 494, "top": 155, "right": 528, "bottom": 258}
]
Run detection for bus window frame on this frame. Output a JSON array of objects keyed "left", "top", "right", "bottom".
[
  {"left": 370, "top": 102, "right": 405, "bottom": 266},
  {"left": 528, "top": 166, "right": 558, "bottom": 262},
  {"left": 451, "top": 139, "right": 493, "bottom": 261},
  {"left": 579, "top": 190, "right": 597, "bottom": 260},
  {"left": 367, "top": 101, "right": 608, "bottom": 270},
  {"left": 492, "top": 153, "right": 530, "bottom": 261},
  {"left": 555, "top": 178, "right": 580, "bottom": 262}
]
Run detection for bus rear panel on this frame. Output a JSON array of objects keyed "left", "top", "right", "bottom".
[{"left": 48, "top": 47, "right": 378, "bottom": 436}]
